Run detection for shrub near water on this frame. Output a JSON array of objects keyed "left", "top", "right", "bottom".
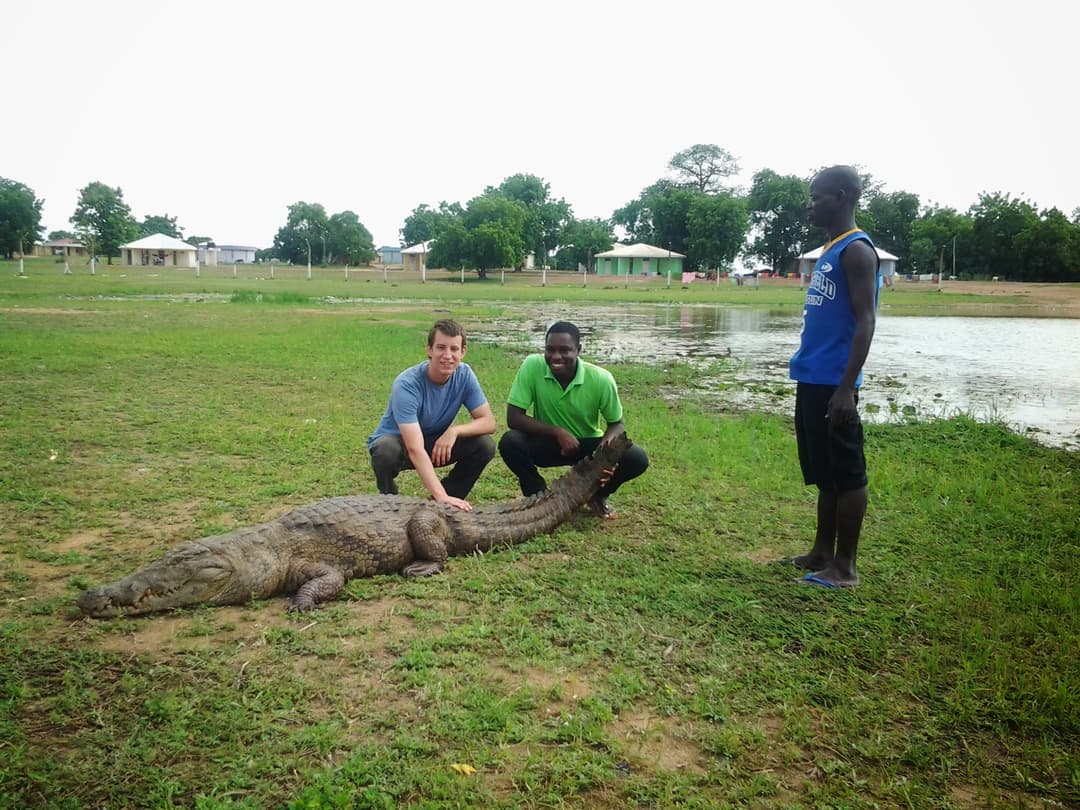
[{"left": 0, "top": 264, "right": 1077, "bottom": 809}]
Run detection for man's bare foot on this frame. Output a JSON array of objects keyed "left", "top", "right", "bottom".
[
  {"left": 587, "top": 496, "right": 618, "bottom": 519},
  {"left": 789, "top": 554, "right": 831, "bottom": 570},
  {"left": 799, "top": 565, "right": 859, "bottom": 588}
]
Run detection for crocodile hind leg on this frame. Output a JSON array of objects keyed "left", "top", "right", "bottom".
[{"left": 401, "top": 509, "right": 452, "bottom": 577}]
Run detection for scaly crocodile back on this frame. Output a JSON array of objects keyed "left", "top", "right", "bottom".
[{"left": 76, "top": 435, "right": 633, "bottom": 617}]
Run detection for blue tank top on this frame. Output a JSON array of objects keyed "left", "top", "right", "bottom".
[{"left": 789, "top": 229, "right": 879, "bottom": 387}]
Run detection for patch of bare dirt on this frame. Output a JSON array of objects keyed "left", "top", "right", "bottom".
[
  {"left": 926, "top": 280, "right": 1080, "bottom": 314},
  {"left": 744, "top": 545, "right": 791, "bottom": 565},
  {"left": 83, "top": 594, "right": 418, "bottom": 658},
  {"left": 0, "top": 307, "right": 109, "bottom": 316},
  {"left": 609, "top": 708, "right": 706, "bottom": 774},
  {"left": 949, "top": 783, "right": 1064, "bottom": 809}
]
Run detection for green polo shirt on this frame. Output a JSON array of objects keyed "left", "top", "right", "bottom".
[{"left": 506, "top": 354, "right": 623, "bottom": 439}]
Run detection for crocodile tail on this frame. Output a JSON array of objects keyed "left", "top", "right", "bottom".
[{"left": 462, "top": 434, "right": 633, "bottom": 547}]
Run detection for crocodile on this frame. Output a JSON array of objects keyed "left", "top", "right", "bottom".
[{"left": 77, "top": 435, "right": 630, "bottom": 617}]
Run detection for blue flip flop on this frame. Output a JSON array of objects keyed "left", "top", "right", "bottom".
[{"left": 800, "top": 573, "right": 838, "bottom": 589}]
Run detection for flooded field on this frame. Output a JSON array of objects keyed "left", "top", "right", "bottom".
[{"left": 473, "top": 304, "right": 1080, "bottom": 450}]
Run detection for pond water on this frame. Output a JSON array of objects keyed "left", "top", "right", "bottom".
[{"left": 471, "top": 305, "right": 1080, "bottom": 450}]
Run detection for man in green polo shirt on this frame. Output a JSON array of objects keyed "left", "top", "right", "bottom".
[{"left": 498, "top": 320, "right": 649, "bottom": 518}]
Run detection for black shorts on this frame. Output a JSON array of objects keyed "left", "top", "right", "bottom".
[{"left": 794, "top": 382, "right": 867, "bottom": 491}]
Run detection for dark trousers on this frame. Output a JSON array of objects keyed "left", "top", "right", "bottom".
[
  {"left": 794, "top": 382, "right": 867, "bottom": 491},
  {"left": 498, "top": 429, "right": 649, "bottom": 497},
  {"left": 369, "top": 433, "right": 495, "bottom": 498}
]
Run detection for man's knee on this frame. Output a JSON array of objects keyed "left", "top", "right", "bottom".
[
  {"left": 622, "top": 445, "right": 650, "bottom": 481},
  {"left": 498, "top": 429, "right": 529, "bottom": 462},
  {"left": 370, "top": 435, "right": 405, "bottom": 472},
  {"left": 471, "top": 434, "right": 496, "bottom": 462}
]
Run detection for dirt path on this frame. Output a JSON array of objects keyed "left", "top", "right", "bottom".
[{"left": 931, "top": 280, "right": 1080, "bottom": 313}]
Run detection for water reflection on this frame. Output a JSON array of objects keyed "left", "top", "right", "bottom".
[{"left": 473, "top": 304, "right": 1080, "bottom": 450}]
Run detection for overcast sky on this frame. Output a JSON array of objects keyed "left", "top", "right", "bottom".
[{"left": 5, "top": 0, "right": 1077, "bottom": 249}]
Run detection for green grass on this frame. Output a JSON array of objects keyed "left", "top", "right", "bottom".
[
  {"left": 6, "top": 255, "right": 1077, "bottom": 313},
  {"left": 1, "top": 259, "right": 1077, "bottom": 808}
]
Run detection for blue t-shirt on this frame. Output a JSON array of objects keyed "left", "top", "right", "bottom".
[
  {"left": 367, "top": 361, "right": 487, "bottom": 448},
  {"left": 790, "top": 230, "right": 880, "bottom": 387}
]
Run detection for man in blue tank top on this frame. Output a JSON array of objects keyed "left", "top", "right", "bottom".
[{"left": 788, "top": 166, "right": 880, "bottom": 588}]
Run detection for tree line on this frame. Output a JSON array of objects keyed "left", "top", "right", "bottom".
[
  {"left": 0, "top": 181, "right": 377, "bottom": 267},
  {"left": 3, "top": 147, "right": 1080, "bottom": 281}
]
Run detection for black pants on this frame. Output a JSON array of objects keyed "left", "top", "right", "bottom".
[
  {"left": 498, "top": 429, "right": 649, "bottom": 497},
  {"left": 369, "top": 433, "right": 495, "bottom": 498}
]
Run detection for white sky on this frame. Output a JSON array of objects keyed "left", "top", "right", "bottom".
[{"left": 5, "top": 0, "right": 1078, "bottom": 249}]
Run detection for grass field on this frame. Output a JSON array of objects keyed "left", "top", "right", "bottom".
[{"left": 1, "top": 259, "right": 1078, "bottom": 809}]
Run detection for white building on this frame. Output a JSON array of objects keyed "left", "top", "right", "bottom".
[
  {"left": 120, "top": 234, "right": 198, "bottom": 268},
  {"left": 216, "top": 245, "right": 257, "bottom": 264},
  {"left": 797, "top": 245, "right": 899, "bottom": 280},
  {"left": 402, "top": 241, "right": 432, "bottom": 273},
  {"left": 197, "top": 243, "right": 258, "bottom": 265}
]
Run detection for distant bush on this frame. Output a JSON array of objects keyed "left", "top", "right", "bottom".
[{"left": 229, "top": 290, "right": 311, "bottom": 304}]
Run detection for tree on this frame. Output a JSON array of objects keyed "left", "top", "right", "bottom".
[
  {"left": 491, "top": 174, "right": 571, "bottom": 264},
  {"left": 615, "top": 179, "right": 748, "bottom": 270},
  {"left": 425, "top": 219, "right": 469, "bottom": 272},
  {"left": 864, "top": 191, "right": 920, "bottom": 271},
  {"left": 651, "top": 187, "right": 697, "bottom": 257},
  {"left": 140, "top": 213, "right": 183, "bottom": 239},
  {"left": 461, "top": 194, "right": 528, "bottom": 277},
  {"left": 611, "top": 180, "right": 675, "bottom": 244},
  {"left": 48, "top": 229, "right": 76, "bottom": 241},
  {"left": 272, "top": 202, "right": 329, "bottom": 266},
  {"left": 555, "top": 217, "right": 614, "bottom": 271},
  {"left": 1015, "top": 207, "right": 1080, "bottom": 283},
  {"left": 0, "top": 178, "right": 44, "bottom": 259},
  {"left": 668, "top": 144, "right": 740, "bottom": 193},
  {"left": 968, "top": 192, "right": 1040, "bottom": 280},
  {"left": 426, "top": 193, "right": 528, "bottom": 279},
  {"left": 909, "top": 206, "right": 973, "bottom": 276},
  {"left": 401, "top": 201, "right": 463, "bottom": 246},
  {"left": 327, "top": 210, "right": 376, "bottom": 265},
  {"left": 686, "top": 193, "right": 749, "bottom": 271},
  {"left": 70, "top": 182, "right": 138, "bottom": 263},
  {"left": 745, "top": 170, "right": 812, "bottom": 274}
]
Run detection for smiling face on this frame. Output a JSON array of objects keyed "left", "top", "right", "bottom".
[
  {"left": 544, "top": 329, "right": 580, "bottom": 382},
  {"left": 426, "top": 329, "right": 466, "bottom": 384}
]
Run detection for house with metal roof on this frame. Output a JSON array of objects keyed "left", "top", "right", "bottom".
[
  {"left": 402, "top": 241, "right": 432, "bottom": 273},
  {"left": 35, "top": 238, "right": 87, "bottom": 258},
  {"left": 120, "top": 233, "right": 198, "bottom": 268},
  {"left": 797, "top": 245, "right": 900, "bottom": 281},
  {"left": 593, "top": 243, "right": 685, "bottom": 277},
  {"left": 377, "top": 245, "right": 403, "bottom": 265}
]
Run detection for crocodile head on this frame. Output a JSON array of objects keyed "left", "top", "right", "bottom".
[{"left": 77, "top": 541, "right": 263, "bottom": 618}]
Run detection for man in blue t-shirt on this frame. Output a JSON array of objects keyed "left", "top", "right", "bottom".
[
  {"left": 787, "top": 165, "right": 880, "bottom": 588},
  {"left": 368, "top": 319, "right": 495, "bottom": 511}
]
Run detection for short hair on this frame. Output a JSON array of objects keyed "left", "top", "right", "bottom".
[
  {"left": 546, "top": 320, "right": 581, "bottom": 347},
  {"left": 814, "top": 165, "right": 863, "bottom": 203},
  {"left": 428, "top": 318, "right": 466, "bottom": 347}
]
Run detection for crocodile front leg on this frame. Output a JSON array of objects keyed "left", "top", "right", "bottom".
[
  {"left": 401, "top": 510, "right": 452, "bottom": 578},
  {"left": 289, "top": 563, "right": 346, "bottom": 611}
]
